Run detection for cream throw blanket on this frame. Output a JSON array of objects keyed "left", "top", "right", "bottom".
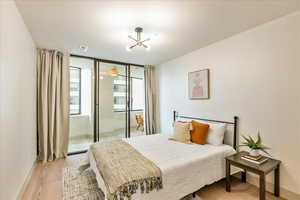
[{"left": 90, "top": 140, "right": 163, "bottom": 200}]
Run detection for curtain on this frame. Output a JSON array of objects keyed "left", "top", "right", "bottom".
[
  {"left": 144, "top": 65, "right": 156, "bottom": 135},
  {"left": 37, "top": 49, "right": 69, "bottom": 162}
]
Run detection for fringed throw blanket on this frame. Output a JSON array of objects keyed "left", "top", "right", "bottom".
[{"left": 90, "top": 139, "right": 163, "bottom": 200}]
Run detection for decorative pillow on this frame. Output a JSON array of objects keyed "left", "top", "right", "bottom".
[
  {"left": 206, "top": 123, "right": 227, "bottom": 146},
  {"left": 190, "top": 120, "right": 210, "bottom": 144},
  {"left": 169, "top": 121, "right": 192, "bottom": 144}
]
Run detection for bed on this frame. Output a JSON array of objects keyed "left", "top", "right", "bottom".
[{"left": 88, "top": 111, "right": 238, "bottom": 200}]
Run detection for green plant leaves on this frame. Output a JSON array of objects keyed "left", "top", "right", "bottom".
[{"left": 240, "top": 132, "right": 270, "bottom": 154}]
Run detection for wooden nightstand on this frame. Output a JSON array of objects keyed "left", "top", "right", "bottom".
[{"left": 225, "top": 152, "right": 281, "bottom": 200}]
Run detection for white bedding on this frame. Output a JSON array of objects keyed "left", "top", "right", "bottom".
[{"left": 89, "top": 134, "right": 236, "bottom": 200}]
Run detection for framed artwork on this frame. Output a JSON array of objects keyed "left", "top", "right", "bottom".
[{"left": 188, "top": 69, "right": 209, "bottom": 99}]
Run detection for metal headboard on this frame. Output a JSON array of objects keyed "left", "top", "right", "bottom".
[{"left": 173, "top": 110, "right": 239, "bottom": 150}]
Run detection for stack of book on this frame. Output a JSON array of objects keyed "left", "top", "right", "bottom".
[{"left": 241, "top": 152, "right": 268, "bottom": 165}]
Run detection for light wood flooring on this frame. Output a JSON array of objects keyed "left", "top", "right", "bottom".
[{"left": 21, "top": 154, "right": 284, "bottom": 200}]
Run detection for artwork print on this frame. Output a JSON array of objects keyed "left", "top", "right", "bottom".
[{"left": 188, "top": 69, "right": 209, "bottom": 99}]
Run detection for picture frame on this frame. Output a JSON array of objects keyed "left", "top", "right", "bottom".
[{"left": 188, "top": 69, "right": 210, "bottom": 99}]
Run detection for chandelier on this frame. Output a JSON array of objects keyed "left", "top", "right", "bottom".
[{"left": 126, "top": 27, "right": 150, "bottom": 51}]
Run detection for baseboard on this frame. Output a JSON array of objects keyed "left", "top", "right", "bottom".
[
  {"left": 16, "top": 160, "right": 37, "bottom": 200},
  {"left": 246, "top": 174, "right": 300, "bottom": 199}
]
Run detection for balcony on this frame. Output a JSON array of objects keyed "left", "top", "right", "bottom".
[{"left": 68, "top": 110, "right": 145, "bottom": 153}]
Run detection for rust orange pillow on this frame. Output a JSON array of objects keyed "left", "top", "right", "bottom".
[{"left": 190, "top": 120, "right": 210, "bottom": 144}]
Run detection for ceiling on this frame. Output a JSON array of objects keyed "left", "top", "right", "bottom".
[{"left": 16, "top": 0, "right": 300, "bottom": 65}]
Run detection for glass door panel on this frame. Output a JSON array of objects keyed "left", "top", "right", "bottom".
[
  {"left": 97, "top": 62, "right": 128, "bottom": 141},
  {"left": 68, "top": 56, "right": 94, "bottom": 153},
  {"left": 130, "top": 66, "right": 145, "bottom": 137},
  {"left": 68, "top": 56, "right": 145, "bottom": 154}
]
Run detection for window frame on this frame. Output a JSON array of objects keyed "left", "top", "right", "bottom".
[{"left": 69, "top": 66, "right": 82, "bottom": 115}]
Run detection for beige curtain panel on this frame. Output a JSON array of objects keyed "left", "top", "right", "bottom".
[
  {"left": 144, "top": 65, "right": 156, "bottom": 135},
  {"left": 37, "top": 49, "right": 69, "bottom": 162}
]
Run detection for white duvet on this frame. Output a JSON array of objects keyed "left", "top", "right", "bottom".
[{"left": 89, "top": 134, "right": 236, "bottom": 200}]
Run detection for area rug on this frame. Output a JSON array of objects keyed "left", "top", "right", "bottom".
[{"left": 62, "top": 167, "right": 201, "bottom": 200}]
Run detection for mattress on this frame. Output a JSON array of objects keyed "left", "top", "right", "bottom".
[{"left": 89, "top": 134, "right": 236, "bottom": 200}]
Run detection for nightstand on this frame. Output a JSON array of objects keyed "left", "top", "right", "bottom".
[{"left": 225, "top": 152, "right": 281, "bottom": 200}]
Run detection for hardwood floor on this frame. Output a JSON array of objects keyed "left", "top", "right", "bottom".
[{"left": 21, "top": 154, "right": 284, "bottom": 200}]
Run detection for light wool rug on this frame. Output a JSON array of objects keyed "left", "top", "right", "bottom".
[{"left": 62, "top": 167, "right": 201, "bottom": 200}]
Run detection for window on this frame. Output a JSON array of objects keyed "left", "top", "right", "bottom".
[
  {"left": 112, "top": 75, "right": 144, "bottom": 112},
  {"left": 113, "top": 75, "right": 126, "bottom": 111},
  {"left": 70, "top": 67, "right": 81, "bottom": 115}
]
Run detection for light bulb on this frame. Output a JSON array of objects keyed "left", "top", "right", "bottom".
[{"left": 126, "top": 46, "right": 132, "bottom": 52}]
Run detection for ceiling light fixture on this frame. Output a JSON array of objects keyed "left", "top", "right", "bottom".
[
  {"left": 109, "top": 67, "right": 119, "bottom": 76},
  {"left": 99, "top": 67, "right": 119, "bottom": 76},
  {"left": 126, "top": 27, "right": 150, "bottom": 51}
]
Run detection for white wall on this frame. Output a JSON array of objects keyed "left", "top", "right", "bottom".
[
  {"left": 157, "top": 11, "right": 300, "bottom": 195},
  {"left": 0, "top": 1, "right": 37, "bottom": 199}
]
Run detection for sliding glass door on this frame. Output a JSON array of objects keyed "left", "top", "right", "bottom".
[
  {"left": 129, "top": 65, "right": 145, "bottom": 137},
  {"left": 95, "top": 62, "right": 146, "bottom": 141},
  {"left": 68, "top": 57, "right": 94, "bottom": 153},
  {"left": 68, "top": 56, "right": 145, "bottom": 154},
  {"left": 95, "top": 62, "right": 128, "bottom": 141}
]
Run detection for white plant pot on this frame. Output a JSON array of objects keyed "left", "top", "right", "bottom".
[{"left": 249, "top": 149, "right": 260, "bottom": 157}]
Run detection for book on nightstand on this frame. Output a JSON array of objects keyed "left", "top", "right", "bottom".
[
  {"left": 243, "top": 154, "right": 262, "bottom": 161},
  {"left": 241, "top": 152, "right": 269, "bottom": 165}
]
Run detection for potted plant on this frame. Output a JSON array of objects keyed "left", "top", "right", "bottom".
[{"left": 240, "top": 133, "right": 270, "bottom": 157}]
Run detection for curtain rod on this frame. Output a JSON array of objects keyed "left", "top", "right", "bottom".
[{"left": 70, "top": 54, "right": 145, "bottom": 68}]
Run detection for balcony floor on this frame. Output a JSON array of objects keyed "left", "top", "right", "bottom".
[{"left": 68, "top": 128, "right": 145, "bottom": 153}]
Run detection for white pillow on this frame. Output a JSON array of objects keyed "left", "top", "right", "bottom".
[{"left": 206, "top": 123, "right": 227, "bottom": 146}]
